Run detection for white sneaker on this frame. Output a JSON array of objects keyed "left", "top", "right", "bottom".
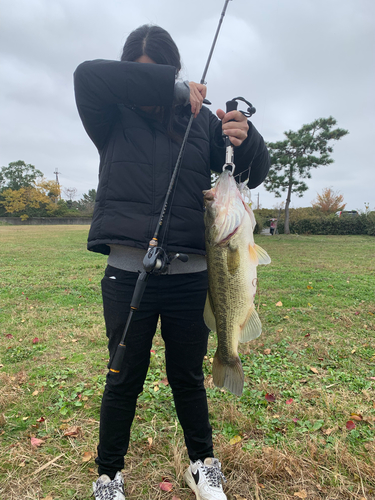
[
  {"left": 184, "top": 457, "right": 227, "bottom": 500},
  {"left": 92, "top": 471, "right": 125, "bottom": 500}
]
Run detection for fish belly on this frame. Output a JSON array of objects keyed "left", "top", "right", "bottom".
[{"left": 206, "top": 233, "right": 256, "bottom": 396}]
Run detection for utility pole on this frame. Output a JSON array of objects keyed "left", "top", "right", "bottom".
[
  {"left": 54, "top": 169, "right": 61, "bottom": 201},
  {"left": 54, "top": 169, "right": 61, "bottom": 186},
  {"left": 257, "top": 192, "right": 260, "bottom": 210}
]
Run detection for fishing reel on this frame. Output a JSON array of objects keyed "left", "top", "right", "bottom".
[{"left": 143, "top": 246, "right": 188, "bottom": 275}]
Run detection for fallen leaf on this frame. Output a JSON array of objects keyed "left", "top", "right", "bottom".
[
  {"left": 304, "top": 333, "right": 310, "bottom": 338},
  {"left": 307, "top": 286, "right": 313, "bottom": 289},
  {"left": 286, "top": 398, "right": 294, "bottom": 405},
  {"left": 346, "top": 420, "right": 356, "bottom": 430},
  {"left": 265, "top": 393, "right": 276, "bottom": 402},
  {"left": 323, "top": 427, "right": 337, "bottom": 436},
  {"left": 277, "top": 328, "right": 283, "bottom": 333},
  {"left": 22, "top": 416, "right": 30, "bottom": 421},
  {"left": 160, "top": 377, "right": 169, "bottom": 386},
  {"left": 82, "top": 451, "right": 94, "bottom": 462},
  {"left": 154, "top": 385, "right": 159, "bottom": 392},
  {"left": 63, "top": 426, "right": 82, "bottom": 438},
  {"left": 41, "top": 496, "right": 53, "bottom": 500},
  {"left": 159, "top": 480, "right": 173, "bottom": 492},
  {"left": 293, "top": 418, "right": 298, "bottom": 423},
  {"left": 0, "top": 414, "right": 6, "bottom": 426},
  {"left": 32, "top": 337, "right": 39, "bottom": 344},
  {"left": 37, "top": 417, "right": 45, "bottom": 423},
  {"left": 19, "top": 462, "right": 26, "bottom": 467},
  {"left": 229, "top": 435, "right": 242, "bottom": 445},
  {"left": 32, "top": 390, "right": 39, "bottom": 396},
  {"left": 294, "top": 491, "right": 307, "bottom": 499},
  {"left": 275, "top": 301, "right": 283, "bottom": 307},
  {"left": 31, "top": 437, "right": 44, "bottom": 447},
  {"left": 310, "top": 367, "right": 319, "bottom": 374},
  {"left": 350, "top": 413, "right": 363, "bottom": 421},
  {"left": 5, "top": 334, "right": 13, "bottom": 339},
  {"left": 172, "top": 497, "right": 182, "bottom": 500},
  {"left": 263, "top": 348, "right": 271, "bottom": 355},
  {"left": 148, "top": 437, "right": 153, "bottom": 448}
]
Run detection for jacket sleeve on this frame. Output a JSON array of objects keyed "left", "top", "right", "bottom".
[
  {"left": 74, "top": 60, "right": 176, "bottom": 150},
  {"left": 208, "top": 111, "right": 270, "bottom": 189}
]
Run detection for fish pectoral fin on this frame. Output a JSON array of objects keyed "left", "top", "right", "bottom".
[
  {"left": 212, "top": 352, "right": 244, "bottom": 396},
  {"left": 203, "top": 292, "right": 217, "bottom": 333},
  {"left": 253, "top": 244, "right": 271, "bottom": 265},
  {"left": 239, "top": 305, "right": 262, "bottom": 343}
]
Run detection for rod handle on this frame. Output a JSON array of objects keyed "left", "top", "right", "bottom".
[
  {"left": 108, "top": 343, "right": 126, "bottom": 373},
  {"left": 130, "top": 271, "right": 148, "bottom": 308}
]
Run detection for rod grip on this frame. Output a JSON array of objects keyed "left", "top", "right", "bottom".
[{"left": 108, "top": 343, "right": 126, "bottom": 373}]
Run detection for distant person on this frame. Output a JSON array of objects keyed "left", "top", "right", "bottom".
[
  {"left": 270, "top": 219, "right": 276, "bottom": 235},
  {"left": 74, "top": 24, "right": 270, "bottom": 500}
]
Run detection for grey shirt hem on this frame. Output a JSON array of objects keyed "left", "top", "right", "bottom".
[{"left": 107, "top": 245, "right": 207, "bottom": 274}]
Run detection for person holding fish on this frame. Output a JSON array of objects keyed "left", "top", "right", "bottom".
[{"left": 74, "top": 24, "right": 270, "bottom": 500}]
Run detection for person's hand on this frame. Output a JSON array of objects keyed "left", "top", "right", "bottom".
[
  {"left": 216, "top": 109, "right": 249, "bottom": 147},
  {"left": 189, "top": 82, "right": 207, "bottom": 118}
]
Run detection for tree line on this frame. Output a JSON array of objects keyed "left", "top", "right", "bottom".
[
  {"left": 1, "top": 116, "right": 350, "bottom": 226},
  {"left": 0, "top": 161, "right": 96, "bottom": 220}
]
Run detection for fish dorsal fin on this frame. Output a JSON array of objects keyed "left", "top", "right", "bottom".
[
  {"left": 239, "top": 305, "right": 262, "bottom": 343},
  {"left": 248, "top": 244, "right": 271, "bottom": 266},
  {"left": 203, "top": 292, "right": 217, "bottom": 333}
]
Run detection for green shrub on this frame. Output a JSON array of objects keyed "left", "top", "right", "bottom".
[{"left": 277, "top": 213, "right": 374, "bottom": 235}]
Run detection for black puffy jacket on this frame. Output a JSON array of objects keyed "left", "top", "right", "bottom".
[{"left": 74, "top": 60, "right": 270, "bottom": 256}]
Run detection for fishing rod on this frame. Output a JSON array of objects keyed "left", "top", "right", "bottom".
[{"left": 108, "top": 0, "right": 234, "bottom": 374}]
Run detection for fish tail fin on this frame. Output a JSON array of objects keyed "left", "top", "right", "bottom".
[{"left": 212, "top": 352, "right": 244, "bottom": 396}]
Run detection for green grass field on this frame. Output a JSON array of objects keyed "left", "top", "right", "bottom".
[{"left": 0, "top": 226, "right": 374, "bottom": 500}]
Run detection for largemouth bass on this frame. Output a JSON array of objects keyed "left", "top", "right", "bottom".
[{"left": 203, "top": 170, "right": 271, "bottom": 396}]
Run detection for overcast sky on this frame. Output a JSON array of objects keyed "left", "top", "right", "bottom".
[{"left": 1, "top": 0, "right": 374, "bottom": 211}]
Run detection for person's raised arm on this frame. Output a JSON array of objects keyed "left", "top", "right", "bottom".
[{"left": 74, "top": 60, "right": 176, "bottom": 150}]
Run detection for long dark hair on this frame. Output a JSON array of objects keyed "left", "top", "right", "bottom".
[
  {"left": 121, "top": 25, "right": 182, "bottom": 140},
  {"left": 121, "top": 25, "right": 181, "bottom": 74}
]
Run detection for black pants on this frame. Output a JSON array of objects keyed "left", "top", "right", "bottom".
[{"left": 96, "top": 265, "right": 213, "bottom": 477}]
